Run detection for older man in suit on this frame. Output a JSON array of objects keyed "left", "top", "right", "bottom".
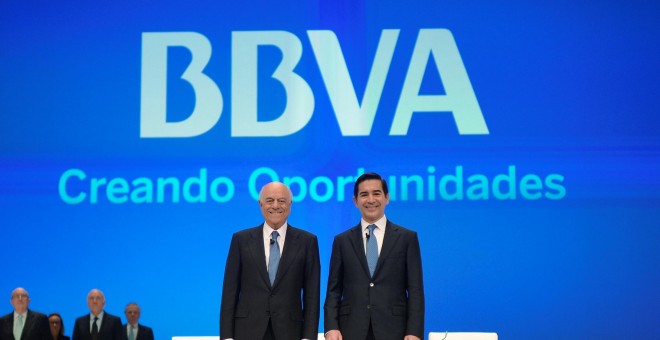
[
  {"left": 72, "top": 289, "right": 122, "bottom": 340},
  {"left": 0, "top": 287, "right": 50, "bottom": 340},
  {"left": 122, "top": 303, "right": 153, "bottom": 340},
  {"left": 324, "top": 172, "right": 425, "bottom": 340},
  {"left": 220, "top": 181, "right": 320, "bottom": 340}
]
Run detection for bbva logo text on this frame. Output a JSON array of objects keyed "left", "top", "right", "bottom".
[{"left": 140, "top": 29, "right": 489, "bottom": 138}]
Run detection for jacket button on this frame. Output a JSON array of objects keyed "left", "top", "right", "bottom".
[{"left": 369, "top": 283, "right": 374, "bottom": 287}]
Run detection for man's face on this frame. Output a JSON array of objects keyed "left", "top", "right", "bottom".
[
  {"left": 259, "top": 183, "right": 291, "bottom": 230},
  {"left": 124, "top": 305, "right": 140, "bottom": 325},
  {"left": 10, "top": 288, "right": 30, "bottom": 313},
  {"left": 87, "top": 290, "right": 105, "bottom": 316},
  {"left": 353, "top": 179, "right": 389, "bottom": 223}
]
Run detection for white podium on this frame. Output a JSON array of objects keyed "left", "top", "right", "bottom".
[
  {"left": 172, "top": 334, "right": 326, "bottom": 340},
  {"left": 429, "top": 332, "right": 498, "bottom": 340}
]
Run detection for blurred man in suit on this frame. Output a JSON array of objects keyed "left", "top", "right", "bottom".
[
  {"left": 0, "top": 287, "right": 50, "bottom": 340},
  {"left": 220, "top": 181, "right": 320, "bottom": 340},
  {"left": 325, "top": 172, "right": 425, "bottom": 340},
  {"left": 72, "top": 289, "right": 122, "bottom": 340},
  {"left": 122, "top": 303, "right": 153, "bottom": 340}
]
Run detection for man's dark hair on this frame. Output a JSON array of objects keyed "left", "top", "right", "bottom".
[{"left": 353, "top": 172, "right": 389, "bottom": 197}]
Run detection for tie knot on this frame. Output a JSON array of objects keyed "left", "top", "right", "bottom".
[
  {"left": 271, "top": 230, "right": 279, "bottom": 240},
  {"left": 368, "top": 224, "right": 377, "bottom": 232},
  {"left": 94, "top": 316, "right": 98, "bottom": 322}
]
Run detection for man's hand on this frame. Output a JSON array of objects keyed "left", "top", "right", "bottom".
[
  {"left": 404, "top": 335, "right": 421, "bottom": 340},
  {"left": 325, "top": 330, "right": 342, "bottom": 340}
]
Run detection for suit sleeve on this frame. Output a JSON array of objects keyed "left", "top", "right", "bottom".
[
  {"left": 112, "top": 316, "right": 124, "bottom": 340},
  {"left": 323, "top": 236, "right": 344, "bottom": 333},
  {"left": 302, "top": 234, "right": 321, "bottom": 340},
  {"left": 405, "top": 231, "right": 425, "bottom": 337},
  {"left": 72, "top": 319, "right": 80, "bottom": 340},
  {"left": 220, "top": 233, "right": 241, "bottom": 339},
  {"left": 37, "top": 313, "right": 52, "bottom": 340},
  {"left": 145, "top": 326, "right": 155, "bottom": 340}
]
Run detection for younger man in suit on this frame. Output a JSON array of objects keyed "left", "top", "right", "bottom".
[
  {"left": 0, "top": 287, "right": 50, "bottom": 340},
  {"left": 123, "top": 303, "right": 153, "bottom": 340},
  {"left": 324, "top": 172, "right": 425, "bottom": 340},
  {"left": 72, "top": 289, "right": 122, "bottom": 340}
]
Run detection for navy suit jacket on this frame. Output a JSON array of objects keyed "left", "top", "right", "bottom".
[
  {"left": 71, "top": 312, "right": 123, "bottom": 340},
  {"left": 121, "top": 324, "right": 153, "bottom": 340},
  {"left": 324, "top": 220, "right": 425, "bottom": 340},
  {"left": 0, "top": 310, "right": 51, "bottom": 340},
  {"left": 220, "top": 224, "right": 320, "bottom": 340}
]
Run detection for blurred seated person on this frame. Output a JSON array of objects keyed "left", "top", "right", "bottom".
[{"left": 48, "top": 313, "right": 70, "bottom": 340}]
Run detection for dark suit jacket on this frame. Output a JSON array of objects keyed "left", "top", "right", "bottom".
[
  {"left": 0, "top": 310, "right": 51, "bottom": 340},
  {"left": 71, "top": 312, "right": 123, "bottom": 340},
  {"left": 324, "top": 220, "right": 425, "bottom": 340},
  {"left": 220, "top": 224, "right": 320, "bottom": 340},
  {"left": 121, "top": 324, "right": 153, "bottom": 340}
]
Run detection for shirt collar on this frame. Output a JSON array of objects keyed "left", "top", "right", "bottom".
[
  {"left": 361, "top": 215, "right": 387, "bottom": 232},
  {"left": 263, "top": 222, "right": 288, "bottom": 239},
  {"left": 90, "top": 311, "right": 105, "bottom": 319}
]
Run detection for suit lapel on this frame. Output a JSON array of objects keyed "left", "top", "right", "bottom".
[
  {"left": 83, "top": 315, "right": 91, "bottom": 335},
  {"left": 348, "top": 224, "right": 372, "bottom": 277},
  {"left": 98, "top": 312, "right": 106, "bottom": 334},
  {"left": 247, "top": 226, "right": 271, "bottom": 287},
  {"left": 374, "top": 220, "right": 400, "bottom": 277},
  {"left": 20, "top": 310, "right": 33, "bottom": 340},
  {"left": 81, "top": 314, "right": 92, "bottom": 338},
  {"left": 273, "top": 225, "right": 301, "bottom": 287}
]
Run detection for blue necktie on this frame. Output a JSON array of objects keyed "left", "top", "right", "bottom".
[
  {"left": 366, "top": 224, "right": 378, "bottom": 277},
  {"left": 268, "top": 230, "right": 280, "bottom": 285},
  {"left": 128, "top": 325, "right": 135, "bottom": 340}
]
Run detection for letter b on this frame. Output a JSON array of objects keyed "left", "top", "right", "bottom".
[{"left": 140, "top": 32, "right": 223, "bottom": 137}]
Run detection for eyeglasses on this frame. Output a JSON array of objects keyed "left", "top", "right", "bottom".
[{"left": 11, "top": 294, "right": 29, "bottom": 300}]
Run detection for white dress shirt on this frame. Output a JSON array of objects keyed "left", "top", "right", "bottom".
[
  {"left": 89, "top": 311, "right": 104, "bottom": 331},
  {"left": 362, "top": 215, "right": 387, "bottom": 255},
  {"left": 126, "top": 323, "right": 139, "bottom": 339},
  {"left": 263, "top": 222, "right": 287, "bottom": 270}
]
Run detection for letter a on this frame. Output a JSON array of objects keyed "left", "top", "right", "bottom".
[{"left": 391, "top": 29, "right": 489, "bottom": 135}]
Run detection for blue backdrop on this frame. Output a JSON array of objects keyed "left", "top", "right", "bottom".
[{"left": 1, "top": 1, "right": 659, "bottom": 339}]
